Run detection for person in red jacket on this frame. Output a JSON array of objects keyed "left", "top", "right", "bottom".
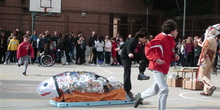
[
  {"left": 134, "top": 19, "right": 179, "bottom": 110},
  {"left": 17, "top": 35, "right": 34, "bottom": 76}
]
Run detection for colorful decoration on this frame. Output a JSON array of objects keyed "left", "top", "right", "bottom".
[{"left": 37, "top": 71, "right": 123, "bottom": 98}]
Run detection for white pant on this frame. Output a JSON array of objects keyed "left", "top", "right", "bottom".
[
  {"left": 18, "top": 55, "right": 30, "bottom": 73},
  {"left": 141, "top": 70, "right": 168, "bottom": 110}
]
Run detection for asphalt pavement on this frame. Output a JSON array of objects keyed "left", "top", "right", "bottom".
[{"left": 0, "top": 63, "right": 220, "bottom": 110}]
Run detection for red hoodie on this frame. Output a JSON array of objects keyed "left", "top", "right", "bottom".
[
  {"left": 145, "top": 33, "right": 176, "bottom": 74},
  {"left": 17, "top": 42, "right": 34, "bottom": 60}
]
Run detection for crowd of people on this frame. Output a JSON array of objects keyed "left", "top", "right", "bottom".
[
  {"left": 0, "top": 28, "right": 146, "bottom": 67},
  {"left": 0, "top": 27, "right": 219, "bottom": 70}
]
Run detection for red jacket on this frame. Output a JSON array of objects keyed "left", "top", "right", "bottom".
[
  {"left": 145, "top": 33, "right": 176, "bottom": 74},
  {"left": 17, "top": 42, "right": 34, "bottom": 60}
]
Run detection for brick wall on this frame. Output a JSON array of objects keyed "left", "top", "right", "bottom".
[
  {"left": 1, "top": 0, "right": 219, "bottom": 39},
  {"left": 0, "top": 0, "right": 148, "bottom": 39}
]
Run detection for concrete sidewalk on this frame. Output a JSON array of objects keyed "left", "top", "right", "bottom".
[{"left": 0, "top": 63, "right": 220, "bottom": 110}]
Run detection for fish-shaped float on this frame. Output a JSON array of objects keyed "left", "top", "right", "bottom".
[{"left": 37, "top": 71, "right": 126, "bottom": 102}]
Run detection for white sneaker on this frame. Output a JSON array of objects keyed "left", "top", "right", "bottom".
[
  {"left": 3, "top": 62, "right": 7, "bottom": 65},
  {"left": 90, "top": 64, "right": 96, "bottom": 66},
  {"left": 171, "top": 66, "right": 176, "bottom": 69},
  {"left": 135, "top": 64, "right": 140, "bottom": 67},
  {"left": 105, "top": 64, "right": 110, "bottom": 66},
  {"left": 96, "top": 64, "right": 102, "bottom": 67}
]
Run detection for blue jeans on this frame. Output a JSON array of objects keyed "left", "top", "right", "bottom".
[
  {"left": 141, "top": 70, "right": 168, "bottom": 110},
  {"left": 5, "top": 50, "right": 17, "bottom": 62},
  {"left": 56, "top": 51, "right": 61, "bottom": 63}
]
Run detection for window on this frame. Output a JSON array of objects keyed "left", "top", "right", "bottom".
[{"left": 0, "top": 0, "right": 6, "bottom": 6}]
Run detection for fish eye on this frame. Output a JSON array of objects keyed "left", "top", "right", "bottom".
[{"left": 44, "top": 83, "right": 48, "bottom": 87}]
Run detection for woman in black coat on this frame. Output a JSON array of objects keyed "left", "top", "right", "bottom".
[{"left": 60, "top": 34, "right": 72, "bottom": 65}]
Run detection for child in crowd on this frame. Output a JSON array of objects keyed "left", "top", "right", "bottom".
[
  {"left": 111, "top": 37, "right": 118, "bottom": 65},
  {"left": 4, "top": 35, "right": 19, "bottom": 64}
]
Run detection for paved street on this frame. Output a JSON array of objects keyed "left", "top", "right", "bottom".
[{"left": 0, "top": 63, "right": 220, "bottom": 110}]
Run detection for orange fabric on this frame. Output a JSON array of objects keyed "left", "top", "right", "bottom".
[{"left": 52, "top": 89, "right": 126, "bottom": 102}]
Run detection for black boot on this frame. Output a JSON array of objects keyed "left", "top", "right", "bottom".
[
  {"left": 126, "top": 91, "right": 134, "bottom": 101},
  {"left": 22, "top": 72, "right": 27, "bottom": 76},
  {"left": 138, "top": 73, "right": 150, "bottom": 80},
  {"left": 134, "top": 93, "right": 143, "bottom": 108}
]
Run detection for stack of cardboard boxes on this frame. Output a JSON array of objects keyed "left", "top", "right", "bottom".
[
  {"left": 182, "top": 78, "right": 204, "bottom": 90},
  {"left": 167, "top": 74, "right": 182, "bottom": 87},
  {"left": 167, "top": 74, "right": 204, "bottom": 90}
]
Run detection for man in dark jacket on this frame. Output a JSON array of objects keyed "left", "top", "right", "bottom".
[
  {"left": 120, "top": 28, "right": 150, "bottom": 101},
  {"left": 75, "top": 31, "right": 83, "bottom": 64},
  {"left": 88, "top": 31, "right": 97, "bottom": 64},
  {"left": 0, "top": 32, "right": 7, "bottom": 63}
]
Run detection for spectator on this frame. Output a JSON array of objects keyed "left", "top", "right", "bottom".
[
  {"left": 45, "top": 30, "right": 52, "bottom": 43},
  {"left": 60, "top": 34, "right": 72, "bottom": 65},
  {"left": 52, "top": 31, "right": 62, "bottom": 63},
  {"left": 75, "top": 31, "right": 83, "bottom": 64},
  {"left": 0, "top": 32, "right": 7, "bottom": 63},
  {"left": 35, "top": 33, "right": 42, "bottom": 63},
  {"left": 175, "top": 37, "right": 182, "bottom": 66},
  {"left": 68, "top": 32, "right": 76, "bottom": 63},
  {"left": 95, "top": 35, "right": 105, "bottom": 66},
  {"left": 88, "top": 31, "right": 97, "bottom": 64},
  {"left": 38, "top": 42, "right": 55, "bottom": 66},
  {"left": 38, "top": 33, "right": 48, "bottom": 53},
  {"left": 4, "top": 35, "right": 19, "bottom": 64},
  {"left": 7, "top": 32, "right": 15, "bottom": 45},
  {"left": 104, "top": 36, "right": 112, "bottom": 66},
  {"left": 180, "top": 39, "right": 187, "bottom": 67},
  {"left": 30, "top": 30, "right": 39, "bottom": 63},
  {"left": 111, "top": 37, "right": 118, "bottom": 65},
  {"left": 185, "top": 36, "right": 194, "bottom": 67},
  {"left": 116, "top": 36, "right": 124, "bottom": 65},
  {"left": 194, "top": 36, "right": 202, "bottom": 66},
  {"left": 15, "top": 29, "right": 23, "bottom": 43},
  {"left": 78, "top": 36, "right": 87, "bottom": 64}
]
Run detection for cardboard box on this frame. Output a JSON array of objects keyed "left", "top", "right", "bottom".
[
  {"left": 167, "top": 78, "right": 172, "bottom": 87},
  {"left": 182, "top": 79, "right": 204, "bottom": 90},
  {"left": 167, "top": 78, "right": 182, "bottom": 87}
]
